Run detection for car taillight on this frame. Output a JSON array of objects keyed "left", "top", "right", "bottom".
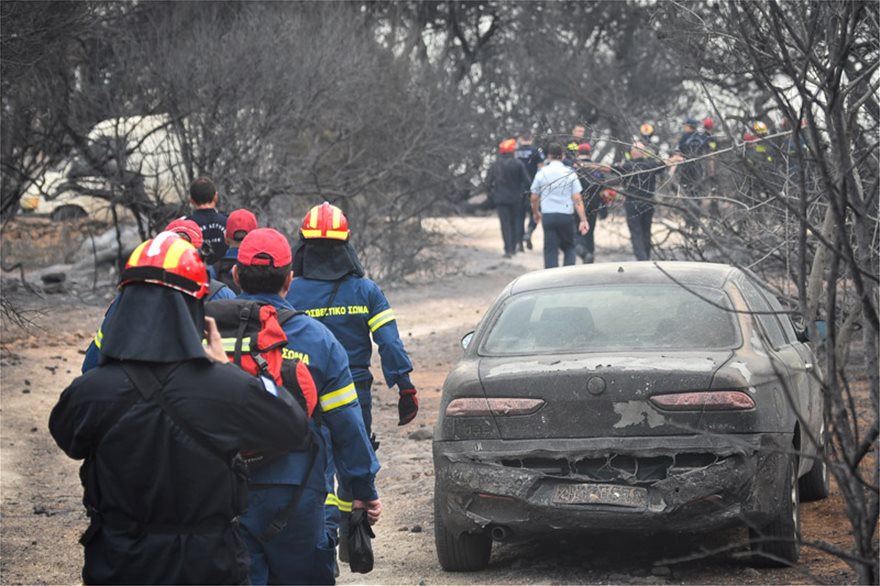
[
  {"left": 649, "top": 391, "right": 755, "bottom": 411},
  {"left": 445, "top": 398, "right": 545, "bottom": 417}
]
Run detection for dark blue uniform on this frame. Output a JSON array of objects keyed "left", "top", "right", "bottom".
[
  {"left": 235, "top": 292, "right": 378, "bottom": 585},
  {"left": 287, "top": 274, "right": 413, "bottom": 433},
  {"left": 287, "top": 274, "right": 412, "bottom": 545}
]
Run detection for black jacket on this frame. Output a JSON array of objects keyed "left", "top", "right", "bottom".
[
  {"left": 49, "top": 359, "right": 308, "bottom": 585},
  {"left": 486, "top": 154, "right": 531, "bottom": 206}
]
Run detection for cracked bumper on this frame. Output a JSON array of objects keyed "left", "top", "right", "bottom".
[{"left": 432, "top": 434, "right": 791, "bottom": 537}]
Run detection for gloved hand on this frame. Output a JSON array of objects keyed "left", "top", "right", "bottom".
[{"left": 398, "top": 388, "right": 418, "bottom": 426}]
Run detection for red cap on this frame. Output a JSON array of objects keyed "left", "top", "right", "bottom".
[
  {"left": 238, "top": 228, "right": 292, "bottom": 267},
  {"left": 703, "top": 117, "right": 714, "bottom": 130},
  {"left": 164, "top": 218, "right": 204, "bottom": 249},
  {"left": 577, "top": 143, "right": 592, "bottom": 154},
  {"left": 498, "top": 139, "right": 517, "bottom": 154},
  {"left": 226, "top": 209, "right": 258, "bottom": 241}
]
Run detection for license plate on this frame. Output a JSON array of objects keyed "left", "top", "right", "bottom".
[{"left": 553, "top": 483, "right": 647, "bottom": 508}]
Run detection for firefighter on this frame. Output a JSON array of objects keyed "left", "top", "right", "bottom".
[
  {"left": 487, "top": 139, "right": 531, "bottom": 258},
  {"left": 742, "top": 123, "right": 779, "bottom": 199},
  {"left": 230, "top": 227, "right": 380, "bottom": 585},
  {"left": 674, "top": 116, "right": 714, "bottom": 225},
  {"left": 287, "top": 202, "right": 417, "bottom": 563},
  {"left": 81, "top": 221, "right": 235, "bottom": 372},
  {"left": 701, "top": 117, "right": 720, "bottom": 214},
  {"left": 49, "top": 232, "right": 310, "bottom": 584},
  {"left": 514, "top": 132, "right": 544, "bottom": 251},
  {"left": 572, "top": 143, "right": 606, "bottom": 263}
]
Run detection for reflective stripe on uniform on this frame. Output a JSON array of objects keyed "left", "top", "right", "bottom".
[
  {"left": 221, "top": 337, "right": 251, "bottom": 352},
  {"left": 368, "top": 308, "right": 395, "bottom": 332},
  {"left": 319, "top": 383, "right": 357, "bottom": 412},
  {"left": 94, "top": 328, "right": 103, "bottom": 349},
  {"left": 324, "top": 493, "right": 353, "bottom": 512}
]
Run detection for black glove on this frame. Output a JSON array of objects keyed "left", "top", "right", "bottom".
[{"left": 398, "top": 388, "right": 418, "bottom": 426}]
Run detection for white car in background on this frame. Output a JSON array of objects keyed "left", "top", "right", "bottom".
[{"left": 19, "top": 114, "right": 188, "bottom": 222}]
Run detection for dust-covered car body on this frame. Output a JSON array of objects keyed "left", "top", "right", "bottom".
[{"left": 433, "top": 262, "right": 825, "bottom": 570}]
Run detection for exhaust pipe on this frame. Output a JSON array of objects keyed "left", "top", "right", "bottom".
[{"left": 489, "top": 525, "right": 511, "bottom": 542}]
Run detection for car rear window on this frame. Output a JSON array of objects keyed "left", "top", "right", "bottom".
[{"left": 481, "top": 284, "right": 740, "bottom": 355}]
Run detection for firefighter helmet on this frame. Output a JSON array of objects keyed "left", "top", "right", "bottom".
[
  {"left": 753, "top": 121, "right": 769, "bottom": 135},
  {"left": 301, "top": 202, "right": 350, "bottom": 241},
  {"left": 164, "top": 218, "right": 204, "bottom": 249},
  {"left": 703, "top": 118, "right": 714, "bottom": 131},
  {"left": 119, "top": 232, "right": 209, "bottom": 299},
  {"left": 498, "top": 139, "right": 517, "bottom": 154},
  {"left": 639, "top": 123, "right": 654, "bottom": 137}
]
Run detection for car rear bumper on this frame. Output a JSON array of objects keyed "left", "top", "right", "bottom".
[{"left": 433, "top": 434, "right": 791, "bottom": 538}]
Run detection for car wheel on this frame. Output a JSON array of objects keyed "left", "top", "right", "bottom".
[
  {"left": 51, "top": 205, "right": 88, "bottom": 221},
  {"left": 799, "top": 441, "right": 830, "bottom": 502},
  {"left": 749, "top": 454, "right": 800, "bottom": 567},
  {"left": 434, "top": 482, "right": 491, "bottom": 571}
]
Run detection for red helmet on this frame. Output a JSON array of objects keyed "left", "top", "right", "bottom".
[
  {"left": 119, "top": 232, "right": 209, "bottom": 299},
  {"left": 703, "top": 118, "right": 714, "bottom": 131},
  {"left": 577, "top": 142, "right": 592, "bottom": 154},
  {"left": 743, "top": 131, "right": 757, "bottom": 143},
  {"left": 301, "top": 202, "right": 350, "bottom": 241},
  {"left": 498, "top": 139, "right": 517, "bottom": 154},
  {"left": 164, "top": 218, "right": 204, "bottom": 249}
]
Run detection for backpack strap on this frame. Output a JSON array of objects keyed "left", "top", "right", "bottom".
[
  {"left": 207, "top": 279, "right": 226, "bottom": 300},
  {"left": 276, "top": 308, "right": 307, "bottom": 325},
  {"left": 311, "top": 280, "right": 343, "bottom": 322},
  {"left": 120, "top": 362, "right": 231, "bottom": 466},
  {"left": 259, "top": 440, "right": 319, "bottom": 542},
  {"left": 234, "top": 303, "right": 256, "bottom": 367}
]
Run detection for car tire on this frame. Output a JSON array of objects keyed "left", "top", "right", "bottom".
[
  {"left": 749, "top": 455, "right": 800, "bottom": 567},
  {"left": 434, "top": 483, "right": 491, "bottom": 572},
  {"left": 50, "top": 205, "right": 88, "bottom": 221},
  {"left": 799, "top": 441, "right": 830, "bottom": 502}
]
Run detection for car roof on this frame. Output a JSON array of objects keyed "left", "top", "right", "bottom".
[{"left": 508, "top": 261, "right": 738, "bottom": 295}]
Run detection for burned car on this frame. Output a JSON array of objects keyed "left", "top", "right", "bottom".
[{"left": 433, "top": 262, "right": 826, "bottom": 571}]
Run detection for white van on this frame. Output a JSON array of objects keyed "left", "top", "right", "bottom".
[{"left": 20, "top": 114, "right": 189, "bottom": 221}]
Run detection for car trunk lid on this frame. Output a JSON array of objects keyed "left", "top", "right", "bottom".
[{"left": 478, "top": 351, "right": 732, "bottom": 439}]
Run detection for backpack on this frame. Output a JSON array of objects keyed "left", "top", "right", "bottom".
[
  {"left": 213, "top": 257, "right": 240, "bottom": 294},
  {"left": 205, "top": 299, "right": 318, "bottom": 470}
]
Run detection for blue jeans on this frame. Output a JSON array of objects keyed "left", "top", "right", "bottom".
[
  {"left": 541, "top": 212, "right": 577, "bottom": 268},
  {"left": 241, "top": 485, "right": 335, "bottom": 585}
]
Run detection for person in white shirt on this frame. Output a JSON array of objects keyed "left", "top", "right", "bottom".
[{"left": 530, "top": 143, "right": 590, "bottom": 268}]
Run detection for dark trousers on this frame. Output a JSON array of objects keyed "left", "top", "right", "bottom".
[
  {"left": 496, "top": 201, "right": 522, "bottom": 255},
  {"left": 522, "top": 196, "right": 536, "bottom": 239},
  {"left": 575, "top": 208, "right": 601, "bottom": 262},
  {"left": 326, "top": 378, "right": 373, "bottom": 539},
  {"left": 542, "top": 212, "right": 577, "bottom": 268},
  {"left": 625, "top": 201, "right": 654, "bottom": 261},
  {"left": 241, "top": 486, "right": 335, "bottom": 585}
]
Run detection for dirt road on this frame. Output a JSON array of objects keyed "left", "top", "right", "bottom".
[{"left": 0, "top": 214, "right": 858, "bottom": 584}]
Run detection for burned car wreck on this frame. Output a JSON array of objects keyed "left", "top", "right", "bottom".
[{"left": 433, "top": 262, "right": 827, "bottom": 571}]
